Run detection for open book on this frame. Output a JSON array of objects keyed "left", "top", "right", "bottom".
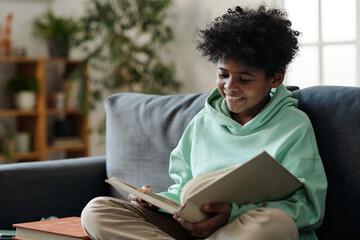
[{"left": 106, "top": 151, "right": 303, "bottom": 222}]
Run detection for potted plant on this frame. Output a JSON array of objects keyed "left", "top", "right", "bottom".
[
  {"left": 6, "top": 76, "right": 39, "bottom": 110},
  {"left": 76, "top": 0, "right": 181, "bottom": 133},
  {"left": 32, "top": 9, "right": 80, "bottom": 57}
]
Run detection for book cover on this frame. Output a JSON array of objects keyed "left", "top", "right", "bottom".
[
  {"left": 12, "top": 217, "right": 89, "bottom": 240},
  {"left": 106, "top": 151, "right": 303, "bottom": 222},
  {"left": 63, "top": 79, "right": 80, "bottom": 109}
]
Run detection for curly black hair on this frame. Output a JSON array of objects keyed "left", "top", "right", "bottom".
[{"left": 196, "top": 5, "right": 300, "bottom": 77}]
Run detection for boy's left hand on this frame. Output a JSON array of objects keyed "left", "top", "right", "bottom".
[{"left": 173, "top": 203, "right": 232, "bottom": 238}]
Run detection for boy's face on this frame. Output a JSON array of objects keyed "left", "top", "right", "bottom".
[{"left": 216, "top": 59, "right": 283, "bottom": 125}]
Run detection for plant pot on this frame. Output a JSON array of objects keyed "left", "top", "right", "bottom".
[
  {"left": 14, "top": 91, "right": 37, "bottom": 110},
  {"left": 54, "top": 118, "right": 75, "bottom": 137},
  {"left": 47, "top": 38, "right": 69, "bottom": 58}
]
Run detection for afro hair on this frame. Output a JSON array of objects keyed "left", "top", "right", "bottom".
[{"left": 196, "top": 5, "right": 301, "bottom": 77}]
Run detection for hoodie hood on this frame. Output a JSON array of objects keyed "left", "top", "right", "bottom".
[{"left": 205, "top": 84, "right": 298, "bottom": 134}]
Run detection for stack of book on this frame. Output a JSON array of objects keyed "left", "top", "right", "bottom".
[
  {"left": 12, "top": 217, "right": 89, "bottom": 240},
  {"left": 63, "top": 78, "right": 81, "bottom": 109}
]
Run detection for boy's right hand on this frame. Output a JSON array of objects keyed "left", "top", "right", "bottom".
[{"left": 128, "top": 184, "right": 159, "bottom": 210}]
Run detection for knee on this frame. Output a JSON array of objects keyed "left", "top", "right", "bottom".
[
  {"left": 237, "top": 208, "right": 299, "bottom": 240},
  {"left": 81, "top": 197, "right": 110, "bottom": 236},
  {"left": 81, "top": 197, "right": 108, "bottom": 220}
]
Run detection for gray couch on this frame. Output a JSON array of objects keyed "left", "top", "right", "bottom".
[{"left": 1, "top": 86, "right": 359, "bottom": 239}]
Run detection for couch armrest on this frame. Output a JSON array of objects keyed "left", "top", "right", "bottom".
[{"left": 0, "top": 156, "right": 109, "bottom": 229}]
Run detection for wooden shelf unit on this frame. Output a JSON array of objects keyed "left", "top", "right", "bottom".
[{"left": 0, "top": 57, "right": 89, "bottom": 162}]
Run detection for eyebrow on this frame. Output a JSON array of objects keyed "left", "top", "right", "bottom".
[{"left": 217, "top": 67, "right": 255, "bottom": 77}]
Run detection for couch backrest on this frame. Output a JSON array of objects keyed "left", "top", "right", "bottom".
[
  {"left": 105, "top": 92, "right": 208, "bottom": 198},
  {"left": 292, "top": 86, "right": 360, "bottom": 239},
  {"left": 105, "top": 86, "right": 360, "bottom": 239}
]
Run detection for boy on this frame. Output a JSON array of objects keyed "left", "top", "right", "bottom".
[{"left": 81, "top": 5, "right": 327, "bottom": 240}]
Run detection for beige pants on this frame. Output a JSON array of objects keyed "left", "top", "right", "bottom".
[{"left": 81, "top": 197, "right": 299, "bottom": 240}]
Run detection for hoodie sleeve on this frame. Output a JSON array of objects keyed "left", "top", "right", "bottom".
[
  {"left": 229, "top": 120, "right": 327, "bottom": 232},
  {"left": 157, "top": 121, "right": 194, "bottom": 205}
]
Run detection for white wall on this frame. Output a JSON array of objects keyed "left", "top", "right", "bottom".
[{"left": 0, "top": 0, "right": 280, "bottom": 156}]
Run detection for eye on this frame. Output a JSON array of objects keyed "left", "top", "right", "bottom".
[
  {"left": 239, "top": 77, "right": 252, "bottom": 83},
  {"left": 217, "top": 71, "right": 229, "bottom": 78}
]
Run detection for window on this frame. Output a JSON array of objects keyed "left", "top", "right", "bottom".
[{"left": 283, "top": 0, "right": 359, "bottom": 88}]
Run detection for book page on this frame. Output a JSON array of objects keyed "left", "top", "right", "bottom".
[
  {"left": 180, "top": 165, "right": 236, "bottom": 204},
  {"left": 189, "top": 152, "right": 302, "bottom": 206},
  {"left": 106, "top": 178, "right": 181, "bottom": 213},
  {"left": 176, "top": 151, "right": 302, "bottom": 222}
]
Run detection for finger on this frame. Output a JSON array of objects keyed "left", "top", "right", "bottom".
[
  {"left": 174, "top": 217, "right": 194, "bottom": 231},
  {"left": 179, "top": 212, "right": 228, "bottom": 233},
  {"left": 174, "top": 216, "right": 205, "bottom": 233},
  {"left": 202, "top": 203, "right": 232, "bottom": 213},
  {"left": 130, "top": 200, "right": 140, "bottom": 206},
  {"left": 131, "top": 200, "right": 149, "bottom": 207},
  {"left": 174, "top": 218, "right": 211, "bottom": 238},
  {"left": 128, "top": 194, "right": 142, "bottom": 203},
  {"left": 148, "top": 203, "right": 158, "bottom": 209},
  {"left": 142, "top": 184, "right": 154, "bottom": 192},
  {"left": 128, "top": 194, "right": 136, "bottom": 201}
]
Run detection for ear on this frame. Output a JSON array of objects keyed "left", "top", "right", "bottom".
[{"left": 270, "top": 72, "right": 284, "bottom": 88}]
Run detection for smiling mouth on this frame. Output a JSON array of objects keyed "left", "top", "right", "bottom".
[
  {"left": 226, "top": 95, "right": 244, "bottom": 103},
  {"left": 228, "top": 96, "right": 242, "bottom": 100}
]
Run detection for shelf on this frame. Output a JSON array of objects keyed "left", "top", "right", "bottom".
[
  {"left": 0, "top": 57, "right": 89, "bottom": 163},
  {"left": 0, "top": 109, "right": 38, "bottom": 116},
  {"left": 47, "top": 144, "right": 86, "bottom": 152},
  {"left": 0, "top": 56, "right": 82, "bottom": 64},
  {"left": 46, "top": 108, "right": 83, "bottom": 115},
  {"left": 0, "top": 56, "right": 38, "bottom": 63},
  {"left": 0, "top": 151, "right": 40, "bottom": 161},
  {"left": 16, "top": 151, "right": 40, "bottom": 160}
]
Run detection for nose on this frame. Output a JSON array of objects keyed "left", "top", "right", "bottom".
[{"left": 224, "top": 75, "right": 238, "bottom": 90}]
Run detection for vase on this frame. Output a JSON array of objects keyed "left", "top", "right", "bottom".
[
  {"left": 14, "top": 91, "right": 36, "bottom": 110},
  {"left": 15, "top": 132, "right": 31, "bottom": 153},
  {"left": 47, "top": 38, "right": 69, "bottom": 58}
]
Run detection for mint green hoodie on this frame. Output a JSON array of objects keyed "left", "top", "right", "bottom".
[{"left": 158, "top": 84, "right": 327, "bottom": 240}]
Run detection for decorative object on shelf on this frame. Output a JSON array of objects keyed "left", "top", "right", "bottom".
[
  {"left": 14, "top": 91, "right": 36, "bottom": 110},
  {"left": 32, "top": 9, "right": 80, "bottom": 57},
  {"left": 0, "top": 116, "right": 15, "bottom": 164},
  {"left": 15, "top": 132, "right": 31, "bottom": 153},
  {"left": 6, "top": 75, "right": 39, "bottom": 110},
  {"left": 0, "top": 13, "right": 13, "bottom": 56},
  {"left": 54, "top": 117, "right": 75, "bottom": 138},
  {"left": 76, "top": 0, "right": 181, "bottom": 134},
  {"left": 62, "top": 71, "right": 81, "bottom": 109},
  {"left": 50, "top": 91, "right": 66, "bottom": 109}
]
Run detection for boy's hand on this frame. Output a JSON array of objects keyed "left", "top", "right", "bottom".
[
  {"left": 173, "top": 203, "right": 232, "bottom": 238},
  {"left": 128, "top": 184, "right": 159, "bottom": 210}
]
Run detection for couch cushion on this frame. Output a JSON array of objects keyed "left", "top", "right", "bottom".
[
  {"left": 104, "top": 92, "right": 208, "bottom": 199},
  {"left": 292, "top": 86, "right": 360, "bottom": 239}
]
